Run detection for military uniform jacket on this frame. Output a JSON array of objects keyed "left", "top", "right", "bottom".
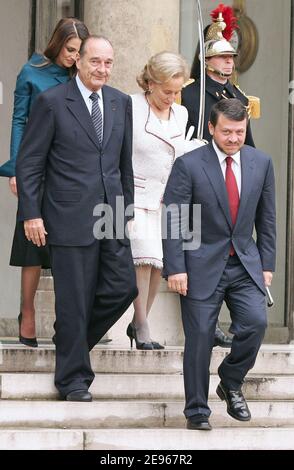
[{"left": 182, "top": 74, "right": 255, "bottom": 147}]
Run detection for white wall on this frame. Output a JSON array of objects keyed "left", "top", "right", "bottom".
[{"left": 0, "top": 0, "right": 31, "bottom": 320}]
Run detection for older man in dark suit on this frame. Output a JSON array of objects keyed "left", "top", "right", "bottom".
[
  {"left": 16, "top": 36, "right": 138, "bottom": 401},
  {"left": 163, "top": 99, "right": 276, "bottom": 430}
]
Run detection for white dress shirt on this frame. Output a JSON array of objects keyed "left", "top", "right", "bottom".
[
  {"left": 212, "top": 140, "right": 241, "bottom": 195},
  {"left": 75, "top": 75, "right": 104, "bottom": 139}
]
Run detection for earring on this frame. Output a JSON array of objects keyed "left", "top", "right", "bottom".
[{"left": 149, "top": 88, "right": 153, "bottom": 94}]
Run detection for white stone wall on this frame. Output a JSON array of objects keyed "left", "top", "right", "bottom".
[{"left": 0, "top": 0, "right": 31, "bottom": 321}]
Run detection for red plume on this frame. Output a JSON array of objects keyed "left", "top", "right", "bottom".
[{"left": 210, "top": 3, "right": 238, "bottom": 41}]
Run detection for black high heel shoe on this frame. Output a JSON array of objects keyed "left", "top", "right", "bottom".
[
  {"left": 126, "top": 323, "right": 153, "bottom": 350},
  {"left": 18, "top": 313, "right": 38, "bottom": 348}
]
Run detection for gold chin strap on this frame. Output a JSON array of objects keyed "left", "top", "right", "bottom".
[{"left": 206, "top": 64, "right": 232, "bottom": 79}]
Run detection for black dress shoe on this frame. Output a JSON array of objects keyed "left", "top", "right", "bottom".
[
  {"left": 18, "top": 313, "right": 38, "bottom": 348},
  {"left": 186, "top": 415, "right": 212, "bottom": 431},
  {"left": 214, "top": 324, "right": 232, "bottom": 348},
  {"left": 151, "top": 341, "right": 165, "bottom": 350},
  {"left": 216, "top": 382, "right": 251, "bottom": 421},
  {"left": 65, "top": 390, "right": 92, "bottom": 402}
]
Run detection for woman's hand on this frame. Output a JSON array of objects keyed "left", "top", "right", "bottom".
[{"left": 9, "top": 177, "right": 17, "bottom": 196}]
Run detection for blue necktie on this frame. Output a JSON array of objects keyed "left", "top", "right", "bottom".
[{"left": 90, "top": 92, "right": 103, "bottom": 143}]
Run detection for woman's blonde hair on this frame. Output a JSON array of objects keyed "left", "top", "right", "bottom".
[{"left": 137, "top": 51, "right": 190, "bottom": 92}]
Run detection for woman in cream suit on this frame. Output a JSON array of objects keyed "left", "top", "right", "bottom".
[{"left": 128, "top": 51, "right": 201, "bottom": 349}]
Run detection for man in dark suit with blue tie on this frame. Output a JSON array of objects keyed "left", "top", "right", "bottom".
[
  {"left": 16, "top": 36, "right": 138, "bottom": 401},
  {"left": 163, "top": 99, "right": 276, "bottom": 430}
]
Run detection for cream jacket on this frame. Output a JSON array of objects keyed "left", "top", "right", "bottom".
[{"left": 131, "top": 93, "right": 190, "bottom": 211}]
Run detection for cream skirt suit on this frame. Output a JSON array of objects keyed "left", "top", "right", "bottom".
[{"left": 130, "top": 93, "right": 201, "bottom": 269}]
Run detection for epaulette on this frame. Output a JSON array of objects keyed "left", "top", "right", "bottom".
[
  {"left": 234, "top": 83, "right": 248, "bottom": 98},
  {"left": 182, "top": 78, "right": 195, "bottom": 88},
  {"left": 235, "top": 84, "right": 261, "bottom": 119},
  {"left": 176, "top": 78, "right": 195, "bottom": 105}
]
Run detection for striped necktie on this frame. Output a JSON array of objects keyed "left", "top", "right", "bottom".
[{"left": 90, "top": 92, "right": 103, "bottom": 143}]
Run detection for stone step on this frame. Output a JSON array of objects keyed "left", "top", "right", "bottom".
[
  {"left": 1, "top": 427, "right": 294, "bottom": 450},
  {"left": 0, "top": 344, "right": 294, "bottom": 374},
  {"left": 1, "top": 372, "right": 294, "bottom": 401},
  {"left": 0, "top": 429, "right": 83, "bottom": 450},
  {"left": 34, "top": 276, "right": 289, "bottom": 344},
  {"left": 0, "top": 399, "right": 293, "bottom": 429},
  {"left": 85, "top": 427, "right": 294, "bottom": 450}
]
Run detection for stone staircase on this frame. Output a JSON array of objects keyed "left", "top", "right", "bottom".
[{"left": 0, "top": 343, "right": 294, "bottom": 449}]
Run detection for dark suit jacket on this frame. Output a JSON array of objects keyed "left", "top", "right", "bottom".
[
  {"left": 162, "top": 143, "right": 276, "bottom": 300},
  {"left": 182, "top": 75, "right": 255, "bottom": 147},
  {"left": 16, "top": 78, "right": 134, "bottom": 246}
]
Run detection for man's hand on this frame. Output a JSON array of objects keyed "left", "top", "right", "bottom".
[
  {"left": 168, "top": 273, "right": 188, "bottom": 296},
  {"left": 263, "top": 271, "right": 273, "bottom": 287},
  {"left": 9, "top": 177, "right": 17, "bottom": 196},
  {"left": 24, "top": 218, "right": 48, "bottom": 247}
]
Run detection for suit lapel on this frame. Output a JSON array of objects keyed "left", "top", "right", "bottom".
[
  {"left": 66, "top": 79, "right": 101, "bottom": 151},
  {"left": 234, "top": 146, "right": 255, "bottom": 229},
  {"left": 145, "top": 101, "right": 183, "bottom": 145},
  {"left": 101, "top": 86, "right": 115, "bottom": 149},
  {"left": 202, "top": 144, "right": 232, "bottom": 228}
]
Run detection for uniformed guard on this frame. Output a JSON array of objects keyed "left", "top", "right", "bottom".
[{"left": 182, "top": 3, "right": 258, "bottom": 147}]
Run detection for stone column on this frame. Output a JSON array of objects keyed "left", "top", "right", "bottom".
[
  {"left": 35, "top": 0, "right": 58, "bottom": 53},
  {"left": 84, "top": 0, "right": 180, "bottom": 93}
]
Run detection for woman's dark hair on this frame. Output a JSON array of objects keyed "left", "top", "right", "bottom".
[
  {"left": 209, "top": 98, "right": 248, "bottom": 126},
  {"left": 36, "top": 18, "right": 89, "bottom": 73}
]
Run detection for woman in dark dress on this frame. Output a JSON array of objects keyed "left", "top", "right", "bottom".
[{"left": 0, "top": 18, "right": 89, "bottom": 347}]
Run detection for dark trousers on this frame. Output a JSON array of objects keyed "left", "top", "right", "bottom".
[
  {"left": 180, "top": 256, "right": 267, "bottom": 418},
  {"left": 50, "top": 239, "right": 138, "bottom": 397}
]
